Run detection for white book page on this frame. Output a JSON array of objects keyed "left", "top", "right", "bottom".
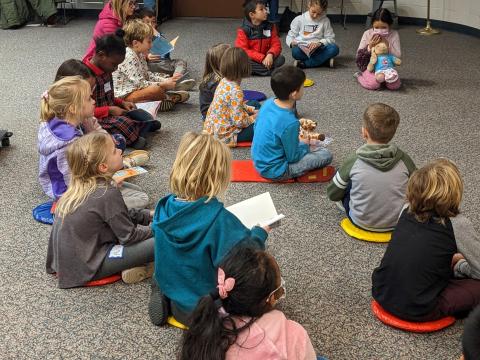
[
  {"left": 226, "top": 192, "right": 285, "bottom": 229},
  {"left": 136, "top": 101, "right": 161, "bottom": 118}
]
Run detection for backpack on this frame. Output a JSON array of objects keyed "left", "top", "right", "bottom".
[{"left": 279, "top": 7, "right": 299, "bottom": 33}]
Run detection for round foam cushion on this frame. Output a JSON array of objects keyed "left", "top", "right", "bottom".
[
  {"left": 304, "top": 79, "right": 315, "bottom": 87},
  {"left": 167, "top": 316, "right": 189, "bottom": 330},
  {"left": 340, "top": 218, "right": 392, "bottom": 243},
  {"left": 85, "top": 274, "right": 122, "bottom": 287},
  {"left": 32, "top": 201, "right": 55, "bottom": 225},
  {"left": 371, "top": 300, "right": 456, "bottom": 333},
  {"left": 243, "top": 90, "right": 267, "bottom": 102}
]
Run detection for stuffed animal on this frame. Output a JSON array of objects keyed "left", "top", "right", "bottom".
[
  {"left": 299, "top": 118, "right": 325, "bottom": 141},
  {"left": 367, "top": 38, "right": 401, "bottom": 83}
]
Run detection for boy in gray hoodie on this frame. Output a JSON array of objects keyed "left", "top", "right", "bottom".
[{"left": 327, "top": 103, "right": 416, "bottom": 231}]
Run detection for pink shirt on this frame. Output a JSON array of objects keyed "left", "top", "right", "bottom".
[
  {"left": 357, "top": 28, "right": 401, "bottom": 58},
  {"left": 226, "top": 310, "right": 317, "bottom": 360}
]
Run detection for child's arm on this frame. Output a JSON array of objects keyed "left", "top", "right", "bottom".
[
  {"left": 231, "top": 87, "right": 254, "bottom": 129},
  {"left": 320, "top": 18, "right": 336, "bottom": 46},
  {"left": 451, "top": 215, "right": 480, "bottom": 280},
  {"left": 326, "top": 154, "right": 357, "bottom": 201},
  {"left": 127, "top": 208, "right": 152, "bottom": 226},
  {"left": 400, "top": 152, "right": 416, "bottom": 176},
  {"left": 280, "top": 122, "right": 309, "bottom": 164},
  {"left": 108, "top": 209, "right": 153, "bottom": 246},
  {"left": 234, "top": 28, "right": 266, "bottom": 63},
  {"left": 286, "top": 15, "right": 301, "bottom": 47}
]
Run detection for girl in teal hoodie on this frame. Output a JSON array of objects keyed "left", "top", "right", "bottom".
[{"left": 149, "top": 132, "right": 269, "bottom": 326}]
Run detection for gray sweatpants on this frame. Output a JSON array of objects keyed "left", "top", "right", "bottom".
[
  {"left": 120, "top": 181, "right": 149, "bottom": 210},
  {"left": 147, "top": 58, "right": 187, "bottom": 76},
  {"left": 93, "top": 237, "right": 154, "bottom": 279}
]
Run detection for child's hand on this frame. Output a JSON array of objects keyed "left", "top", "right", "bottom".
[
  {"left": 147, "top": 53, "right": 162, "bottom": 62},
  {"left": 122, "top": 101, "right": 136, "bottom": 111},
  {"left": 290, "top": 39, "right": 298, "bottom": 47},
  {"left": 172, "top": 73, "right": 183, "bottom": 81},
  {"left": 262, "top": 54, "right": 274, "bottom": 69},
  {"left": 113, "top": 178, "right": 124, "bottom": 188},
  {"left": 160, "top": 77, "right": 177, "bottom": 90},
  {"left": 368, "top": 34, "right": 382, "bottom": 51},
  {"left": 262, "top": 225, "right": 271, "bottom": 233},
  {"left": 109, "top": 106, "right": 127, "bottom": 116},
  {"left": 451, "top": 253, "right": 465, "bottom": 269},
  {"left": 308, "top": 42, "right": 321, "bottom": 51}
]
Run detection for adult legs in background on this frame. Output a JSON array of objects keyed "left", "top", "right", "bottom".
[
  {"left": 357, "top": 70, "right": 381, "bottom": 90},
  {"left": 267, "top": 0, "right": 279, "bottom": 22},
  {"left": 286, "top": 147, "right": 333, "bottom": 178},
  {"left": 236, "top": 123, "right": 255, "bottom": 142},
  {"left": 119, "top": 181, "right": 149, "bottom": 209},
  {"left": 93, "top": 237, "right": 154, "bottom": 279}
]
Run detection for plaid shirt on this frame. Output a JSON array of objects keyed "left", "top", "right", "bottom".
[{"left": 84, "top": 59, "right": 143, "bottom": 145}]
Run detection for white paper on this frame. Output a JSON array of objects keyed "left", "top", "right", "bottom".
[
  {"left": 136, "top": 101, "right": 161, "bottom": 118},
  {"left": 108, "top": 245, "right": 124, "bottom": 259},
  {"left": 227, "top": 192, "right": 284, "bottom": 229}
]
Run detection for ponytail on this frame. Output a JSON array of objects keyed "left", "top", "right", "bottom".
[{"left": 40, "top": 96, "right": 56, "bottom": 122}]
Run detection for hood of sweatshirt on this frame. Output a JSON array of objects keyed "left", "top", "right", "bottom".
[
  {"left": 38, "top": 118, "right": 82, "bottom": 157},
  {"left": 356, "top": 143, "right": 403, "bottom": 171},
  {"left": 152, "top": 194, "right": 224, "bottom": 251}
]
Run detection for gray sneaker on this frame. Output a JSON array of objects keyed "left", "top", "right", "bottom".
[
  {"left": 175, "top": 79, "right": 196, "bottom": 91},
  {"left": 335, "top": 201, "right": 346, "bottom": 213}
]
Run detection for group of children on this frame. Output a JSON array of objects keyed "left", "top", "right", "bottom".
[{"left": 36, "top": 0, "right": 480, "bottom": 359}]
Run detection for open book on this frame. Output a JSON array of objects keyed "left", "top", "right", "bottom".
[
  {"left": 135, "top": 101, "right": 161, "bottom": 118},
  {"left": 227, "top": 192, "right": 285, "bottom": 229},
  {"left": 151, "top": 35, "right": 179, "bottom": 57},
  {"left": 113, "top": 166, "right": 148, "bottom": 182}
]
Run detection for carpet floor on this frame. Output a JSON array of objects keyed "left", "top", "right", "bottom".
[{"left": 0, "top": 16, "right": 479, "bottom": 359}]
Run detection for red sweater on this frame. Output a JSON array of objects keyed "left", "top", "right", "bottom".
[{"left": 234, "top": 20, "right": 282, "bottom": 63}]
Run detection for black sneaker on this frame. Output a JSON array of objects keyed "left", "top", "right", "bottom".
[
  {"left": 148, "top": 277, "right": 169, "bottom": 326},
  {"left": 149, "top": 121, "right": 161, "bottom": 132}
]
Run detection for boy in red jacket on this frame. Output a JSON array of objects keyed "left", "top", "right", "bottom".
[{"left": 235, "top": 0, "right": 285, "bottom": 76}]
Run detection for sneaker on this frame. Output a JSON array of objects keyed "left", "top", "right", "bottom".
[
  {"left": 158, "top": 99, "right": 175, "bottom": 112},
  {"left": 121, "top": 262, "right": 154, "bottom": 284},
  {"left": 123, "top": 150, "right": 151, "bottom": 168},
  {"left": 293, "top": 60, "right": 300, "bottom": 67},
  {"left": 329, "top": 58, "right": 335, "bottom": 68},
  {"left": 353, "top": 71, "right": 362, "bottom": 79},
  {"left": 335, "top": 201, "right": 346, "bottom": 213},
  {"left": 131, "top": 136, "right": 147, "bottom": 150},
  {"left": 149, "top": 277, "right": 170, "bottom": 326},
  {"left": 148, "top": 120, "right": 162, "bottom": 132},
  {"left": 175, "top": 79, "right": 196, "bottom": 91},
  {"left": 166, "top": 90, "right": 189, "bottom": 104}
]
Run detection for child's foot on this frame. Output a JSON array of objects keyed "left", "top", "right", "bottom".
[
  {"left": 353, "top": 71, "right": 362, "bottom": 79},
  {"left": 293, "top": 60, "right": 306, "bottom": 69},
  {"left": 131, "top": 136, "right": 147, "bottom": 150},
  {"left": 335, "top": 201, "right": 346, "bottom": 213},
  {"left": 329, "top": 58, "right": 335, "bottom": 68},
  {"left": 123, "top": 150, "right": 150, "bottom": 168},
  {"left": 158, "top": 99, "right": 175, "bottom": 112},
  {"left": 175, "top": 79, "right": 196, "bottom": 91},
  {"left": 122, "top": 262, "right": 154, "bottom": 284},
  {"left": 149, "top": 120, "right": 162, "bottom": 132},
  {"left": 149, "top": 277, "right": 169, "bottom": 326},
  {"left": 166, "top": 90, "right": 189, "bottom": 104}
]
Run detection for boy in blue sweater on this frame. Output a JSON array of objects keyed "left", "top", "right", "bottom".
[{"left": 252, "top": 65, "right": 332, "bottom": 180}]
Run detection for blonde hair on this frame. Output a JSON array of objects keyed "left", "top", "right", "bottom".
[
  {"left": 201, "top": 43, "right": 230, "bottom": 85},
  {"left": 363, "top": 103, "right": 400, "bottom": 143},
  {"left": 40, "top": 76, "right": 91, "bottom": 123},
  {"left": 220, "top": 47, "right": 251, "bottom": 82},
  {"left": 407, "top": 158, "right": 463, "bottom": 224},
  {"left": 308, "top": 0, "right": 328, "bottom": 9},
  {"left": 123, "top": 19, "right": 153, "bottom": 46},
  {"left": 170, "top": 132, "right": 231, "bottom": 202},
  {"left": 111, "top": 0, "right": 131, "bottom": 23},
  {"left": 55, "top": 132, "right": 113, "bottom": 218}
]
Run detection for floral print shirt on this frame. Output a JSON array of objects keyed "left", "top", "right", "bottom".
[
  {"left": 113, "top": 47, "right": 169, "bottom": 98},
  {"left": 203, "top": 78, "right": 254, "bottom": 146}
]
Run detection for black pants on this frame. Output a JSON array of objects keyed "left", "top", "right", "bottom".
[{"left": 250, "top": 55, "right": 285, "bottom": 76}]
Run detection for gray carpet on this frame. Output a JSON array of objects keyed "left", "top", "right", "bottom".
[{"left": 1, "top": 17, "right": 479, "bottom": 359}]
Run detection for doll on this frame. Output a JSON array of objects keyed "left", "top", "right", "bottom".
[{"left": 367, "top": 38, "right": 401, "bottom": 83}]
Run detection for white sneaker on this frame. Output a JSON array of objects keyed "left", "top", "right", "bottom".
[
  {"left": 121, "top": 262, "right": 154, "bottom": 284},
  {"left": 175, "top": 79, "right": 196, "bottom": 91},
  {"left": 329, "top": 58, "right": 335, "bottom": 68},
  {"left": 293, "top": 60, "right": 299, "bottom": 68}
]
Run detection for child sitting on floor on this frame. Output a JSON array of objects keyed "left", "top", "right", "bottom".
[
  {"left": 203, "top": 47, "right": 257, "bottom": 146},
  {"left": 148, "top": 132, "right": 270, "bottom": 326},
  {"left": 180, "top": 245, "right": 323, "bottom": 360},
  {"left": 137, "top": 8, "right": 195, "bottom": 91},
  {"left": 355, "top": 8, "right": 401, "bottom": 90},
  {"left": 46, "top": 132, "right": 154, "bottom": 288},
  {"left": 327, "top": 103, "right": 415, "bottom": 232},
  {"left": 252, "top": 65, "right": 332, "bottom": 180},
  {"left": 38, "top": 75, "right": 149, "bottom": 210},
  {"left": 235, "top": 0, "right": 285, "bottom": 76},
  {"left": 113, "top": 20, "right": 189, "bottom": 109},
  {"left": 199, "top": 43, "right": 230, "bottom": 119},
  {"left": 84, "top": 31, "right": 150, "bottom": 149},
  {"left": 286, "top": 0, "right": 339, "bottom": 69},
  {"left": 372, "top": 159, "right": 480, "bottom": 321}
]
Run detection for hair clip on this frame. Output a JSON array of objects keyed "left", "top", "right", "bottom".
[{"left": 41, "top": 90, "right": 49, "bottom": 101}]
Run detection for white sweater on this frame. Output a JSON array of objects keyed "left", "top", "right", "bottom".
[{"left": 286, "top": 12, "right": 335, "bottom": 47}]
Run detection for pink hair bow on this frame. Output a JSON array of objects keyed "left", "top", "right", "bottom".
[
  {"left": 41, "top": 90, "right": 49, "bottom": 101},
  {"left": 217, "top": 268, "right": 235, "bottom": 299}
]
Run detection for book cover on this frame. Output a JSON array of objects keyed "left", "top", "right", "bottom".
[
  {"left": 151, "top": 36, "right": 179, "bottom": 57},
  {"left": 113, "top": 166, "right": 148, "bottom": 181}
]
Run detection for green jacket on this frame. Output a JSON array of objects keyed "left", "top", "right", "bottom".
[{"left": 0, "top": 0, "right": 56, "bottom": 29}]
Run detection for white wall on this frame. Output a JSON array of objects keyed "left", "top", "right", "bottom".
[{"left": 282, "top": 0, "right": 480, "bottom": 29}]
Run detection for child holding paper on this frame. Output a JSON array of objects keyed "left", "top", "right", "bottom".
[
  {"left": 46, "top": 132, "right": 154, "bottom": 288},
  {"left": 148, "top": 132, "right": 270, "bottom": 326},
  {"left": 286, "top": 0, "right": 339, "bottom": 69}
]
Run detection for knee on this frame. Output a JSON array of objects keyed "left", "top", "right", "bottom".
[
  {"left": 291, "top": 47, "right": 302, "bottom": 59},
  {"left": 327, "top": 43, "right": 340, "bottom": 57}
]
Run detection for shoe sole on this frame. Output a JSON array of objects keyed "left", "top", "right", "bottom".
[
  {"left": 166, "top": 91, "right": 190, "bottom": 104},
  {"left": 122, "top": 262, "right": 154, "bottom": 284},
  {"left": 158, "top": 99, "right": 175, "bottom": 112},
  {"left": 175, "top": 79, "right": 196, "bottom": 91}
]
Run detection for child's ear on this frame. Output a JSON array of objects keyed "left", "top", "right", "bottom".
[
  {"left": 98, "top": 162, "right": 108, "bottom": 174},
  {"left": 362, "top": 126, "right": 369, "bottom": 140}
]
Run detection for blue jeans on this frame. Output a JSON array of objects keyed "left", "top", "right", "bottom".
[
  {"left": 292, "top": 43, "right": 339, "bottom": 68},
  {"left": 267, "top": 0, "right": 279, "bottom": 22},
  {"left": 286, "top": 147, "right": 333, "bottom": 178},
  {"left": 237, "top": 123, "right": 255, "bottom": 142},
  {"left": 143, "top": 0, "right": 155, "bottom": 10}
]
